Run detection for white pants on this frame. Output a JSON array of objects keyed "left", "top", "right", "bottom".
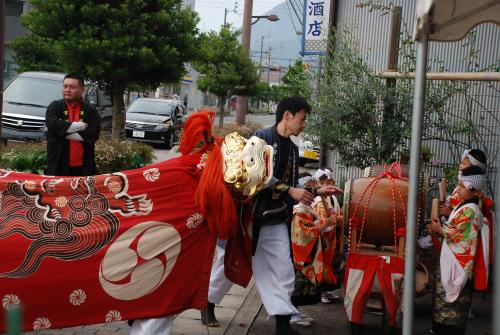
[
  {"left": 208, "top": 244, "right": 234, "bottom": 304},
  {"left": 252, "top": 224, "right": 299, "bottom": 317},
  {"left": 130, "top": 315, "right": 173, "bottom": 335}
]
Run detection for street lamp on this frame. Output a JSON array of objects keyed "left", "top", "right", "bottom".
[
  {"left": 251, "top": 14, "right": 280, "bottom": 25},
  {"left": 235, "top": 1, "right": 280, "bottom": 125}
]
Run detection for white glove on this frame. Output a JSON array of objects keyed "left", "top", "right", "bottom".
[{"left": 417, "top": 235, "right": 433, "bottom": 249}]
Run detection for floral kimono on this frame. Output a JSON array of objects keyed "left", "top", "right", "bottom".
[
  {"left": 432, "top": 200, "right": 483, "bottom": 335},
  {"left": 312, "top": 196, "right": 338, "bottom": 288},
  {"left": 290, "top": 198, "right": 337, "bottom": 306},
  {"left": 449, "top": 188, "right": 494, "bottom": 268}
]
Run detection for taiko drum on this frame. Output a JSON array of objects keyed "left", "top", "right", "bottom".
[{"left": 343, "top": 177, "right": 409, "bottom": 247}]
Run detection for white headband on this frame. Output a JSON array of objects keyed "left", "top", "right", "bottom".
[
  {"left": 315, "top": 168, "right": 333, "bottom": 180},
  {"left": 461, "top": 149, "right": 486, "bottom": 170},
  {"left": 298, "top": 176, "right": 315, "bottom": 186},
  {"left": 459, "top": 174, "right": 486, "bottom": 193}
]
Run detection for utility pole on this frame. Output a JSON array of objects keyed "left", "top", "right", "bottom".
[
  {"left": 0, "top": 0, "right": 5, "bottom": 143},
  {"left": 258, "top": 35, "right": 264, "bottom": 79},
  {"left": 317, "top": 56, "right": 326, "bottom": 167},
  {"left": 235, "top": 0, "right": 253, "bottom": 125},
  {"left": 223, "top": 2, "right": 238, "bottom": 27},
  {"left": 267, "top": 48, "right": 271, "bottom": 84},
  {"left": 318, "top": 0, "right": 337, "bottom": 168}
]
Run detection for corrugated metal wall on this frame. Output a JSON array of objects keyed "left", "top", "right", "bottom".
[{"left": 326, "top": 0, "right": 500, "bottom": 195}]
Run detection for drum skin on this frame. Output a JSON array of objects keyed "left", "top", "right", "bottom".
[{"left": 344, "top": 177, "right": 409, "bottom": 247}]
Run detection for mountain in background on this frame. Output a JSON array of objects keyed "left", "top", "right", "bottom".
[{"left": 249, "top": 1, "right": 303, "bottom": 67}]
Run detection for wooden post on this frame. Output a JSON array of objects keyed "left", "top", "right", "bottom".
[
  {"left": 439, "top": 177, "right": 446, "bottom": 202},
  {"left": 377, "top": 71, "right": 500, "bottom": 81},
  {"left": 381, "top": 5, "right": 402, "bottom": 161},
  {"left": 398, "top": 236, "right": 406, "bottom": 258},
  {"left": 387, "top": 6, "right": 402, "bottom": 73},
  {"left": 431, "top": 198, "right": 439, "bottom": 222}
]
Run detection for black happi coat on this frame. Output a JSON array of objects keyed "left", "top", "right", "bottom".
[
  {"left": 45, "top": 99, "right": 101, "bottom": 176},
  {"left": 251, "top": 125, "right": 299, "bottom": 254}
]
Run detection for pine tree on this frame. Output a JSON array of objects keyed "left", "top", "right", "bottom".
[{"left": 11, "top": 0, "right": 199, "bottom": 137}]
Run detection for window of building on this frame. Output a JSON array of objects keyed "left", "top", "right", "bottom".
[{"left": 6, "top": 0, "right": 24, "bottom": 17}]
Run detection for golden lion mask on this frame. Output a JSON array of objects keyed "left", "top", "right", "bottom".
[{"left": 222, "top": 132, "right": 274, "bottom": 201}]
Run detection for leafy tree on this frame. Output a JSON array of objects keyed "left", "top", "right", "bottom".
[
  {"left": 307, "top": 29, "right": 411, "bottom": 168},
  {"left": 252, "top": 81, "right": 283, "bottom": 103},
  {"left": 11, "top": 0, "right": 199, "bottom": 137},
  {"left": 9, "top": 35, "right": 63, "bottom": 73},
  {"left": 193, "top": 26, "right": 259, "bottom": 126},
  {"left": 280, "top": 59, "right": 312, "bottom": 99}
]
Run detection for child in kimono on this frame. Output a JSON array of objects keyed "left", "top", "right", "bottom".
[
  {"left": 290, "top": 173, "right": 337, "bottom": 326},
  {"left": 314, "top": 168, "right": 343, "bottom": 303},
  {"left": 439, "top": 149, "right": 493, "bottom": 282},
  {"left": 429, "top": 165, "right": 488, "bottom": 335}
]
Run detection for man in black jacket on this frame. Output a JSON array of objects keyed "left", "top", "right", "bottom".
[
  {"left": 45, "top": 73, "right": 101, "bottom": 176},
  {"left": 251, "top": 96, "right": 342, "bottom": 335},
  {"left": 202, "top": 96, "right": 340, "bottom": 335}
]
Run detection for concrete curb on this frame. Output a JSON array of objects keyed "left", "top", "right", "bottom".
[{"left": 223, "top": 282, "right": 262, "bottom": 335}]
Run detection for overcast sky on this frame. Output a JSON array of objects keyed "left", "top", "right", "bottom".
[{"left": 195, "top": 0, "right": 288, "bottom": 32}]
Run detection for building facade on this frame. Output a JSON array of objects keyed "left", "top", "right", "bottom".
[
  {"left": 325, "top": 0, "right": 500, "bottom": 195},
  {"left": 3, "top": 0, "right": 29, "bottom": 86}
]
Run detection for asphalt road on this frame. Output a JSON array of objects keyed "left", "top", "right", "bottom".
[{"left": 248, "top": 290, "right": 492, "bottom": 335}]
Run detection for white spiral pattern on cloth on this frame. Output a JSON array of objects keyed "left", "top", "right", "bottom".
[
  {"left": 105, "top": 310, "right": 122, "bottom": 322},
  {"left": 186, "top": 213, "right": 204, "bottom": 229},
  {"left": 107, "top": 180, "right": 122, "bottom": 194},
  {"left": 55, "top": 196, "right": 68, "bottom": 208},
  {"left": 33, "top": 317, "right": 51, "bottom": 330},
  {"left": 143, "top": 168, "right": 160, "bottom": 182},
  {"left": 2, "top": 294, "right": 20, "bottom": 311},
  {"left": 69, "top": 289, "right": 87, "bottom": 306},
  {"left": 24, "top": 180, "right": 36, "bottom": 191}
]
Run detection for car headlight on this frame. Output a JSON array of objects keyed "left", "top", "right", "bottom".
[{"left": 154, "top": 123, "right": 171, "bottom": 130}]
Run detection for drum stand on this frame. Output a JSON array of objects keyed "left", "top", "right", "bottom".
[{"left": 349, "top": 226, "right": 405, "bottom": 335}]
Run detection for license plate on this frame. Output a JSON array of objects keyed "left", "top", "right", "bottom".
[
  {"left": 132, "top": 130, "right": 145, "bottom": 138},
  {"left": 304, "top": 150, "right": 318, "bottom": 160}
]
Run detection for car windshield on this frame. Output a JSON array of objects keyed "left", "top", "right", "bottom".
[
  {"left": 127, "top": 99, "right": 173, "bottom": 116},
  {"left": 4, "top": 76, "right": 62, "bottom": 107}
]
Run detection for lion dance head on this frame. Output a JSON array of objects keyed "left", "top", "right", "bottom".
[{"left": 179, "top": 111, "right": 273, "bottom": 239}]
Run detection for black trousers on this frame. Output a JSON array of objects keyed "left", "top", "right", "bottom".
[{"left": 68, "top": 166, "right": 85, "bottom": 176}]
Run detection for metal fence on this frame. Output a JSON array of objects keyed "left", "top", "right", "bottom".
[{"left": 324, "top": 0, "right": 500, "bottom": 195}]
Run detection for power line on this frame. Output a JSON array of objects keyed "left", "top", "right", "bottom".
[
  {"left": 285, "top": 0, "right": 302, "bottom": 37},
  {"left": 288, "top": 0, "right": 303, "bottom": 26}
]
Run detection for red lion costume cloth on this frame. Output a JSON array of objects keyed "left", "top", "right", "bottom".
[{"left": 0, "top": 111, "right": 273, "bottom": 332}]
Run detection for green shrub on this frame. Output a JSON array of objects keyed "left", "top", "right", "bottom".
[
  {"left": 0, "top": 142, "right": 47, "bottom": 173},
  {"left": 0, "top": 142, "right": 45, "bottom": 172},
  {"left": 213, "top": 122, "right": 263, "bottom": 139},
  {"left": 130, "top": 141, "right": 156, "bottom": 169},
  {"left": 0, "top": 139, "right": 155, "bottom": 175},
  {"left": 95, "top": 138, "right": 156, "bottom": 174}
]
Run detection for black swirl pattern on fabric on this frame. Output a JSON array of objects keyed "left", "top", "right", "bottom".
[{"left": 54, "top": 219, "right": 73, "bottom": 238}]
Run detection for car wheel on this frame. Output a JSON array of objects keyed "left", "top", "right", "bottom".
[{"left": 164, "top": 130, "right": 174, "bottom": 149}]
